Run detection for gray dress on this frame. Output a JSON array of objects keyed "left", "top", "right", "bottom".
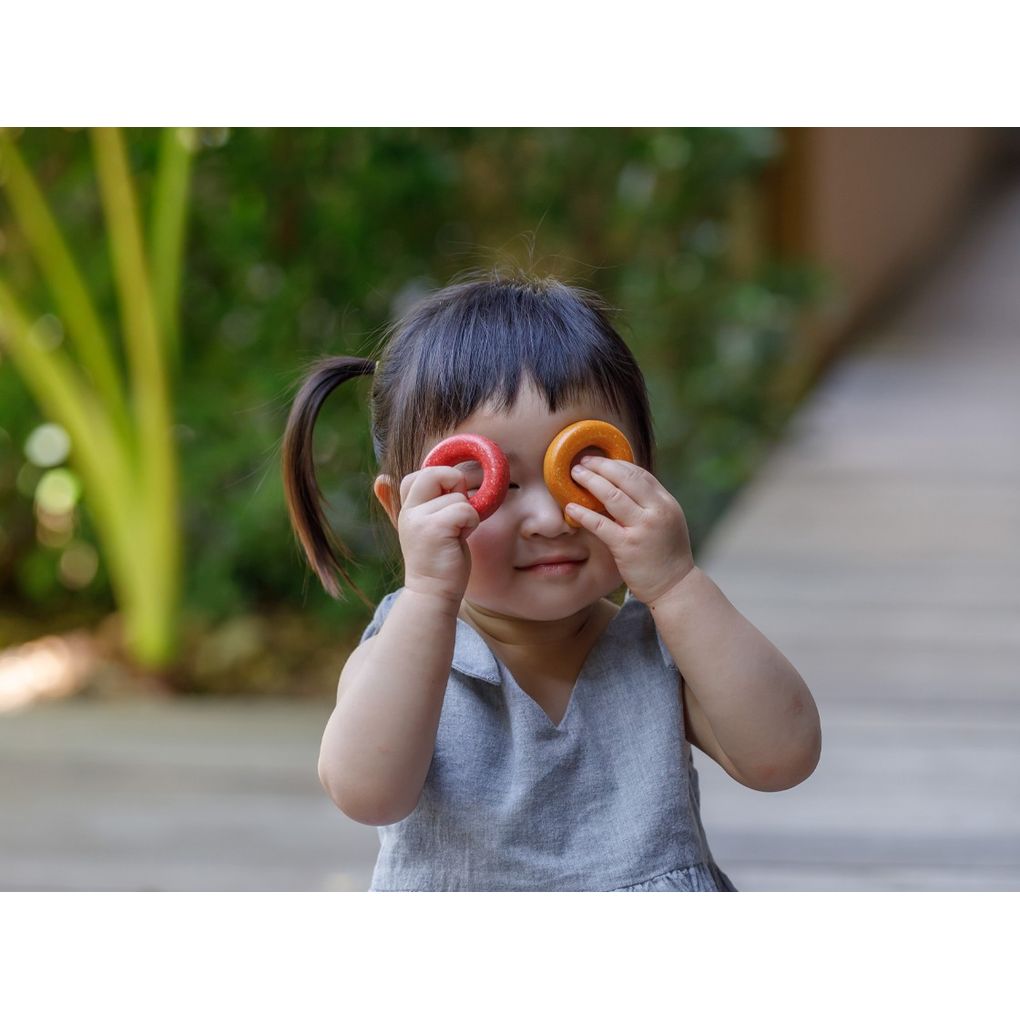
[{"left": 358, "top": 587, "right": 737, "bottom": 891}]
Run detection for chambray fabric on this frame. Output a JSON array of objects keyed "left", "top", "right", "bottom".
[{"left": 357, "top": 587, "right": 737, "bottom": 892}]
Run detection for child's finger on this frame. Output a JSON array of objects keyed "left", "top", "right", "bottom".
[
  {"left": 570, "top": 463, "right": 641, "bottom": 525},
  {"left": 420, "top": 491, "right": 473, "bottom": 516},
  {"left": 404, "top": 466, "right": 468, "bottom": 509},
  {"left": 565, "top": 502, "right": 625, "bottom": 543},
  {"left": 578, "top": 456, "right": 659, "bottom": 506}
]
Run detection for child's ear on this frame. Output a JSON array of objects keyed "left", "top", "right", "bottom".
[{"left": 373, "top": 474, "right": 399, "bottom": 528}]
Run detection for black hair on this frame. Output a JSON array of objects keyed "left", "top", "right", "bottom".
[{"left": 282, "top": 266, "right": 655, "bottom": 601}]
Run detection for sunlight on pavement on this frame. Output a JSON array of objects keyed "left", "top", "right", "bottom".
[{"left": 0, "top": 632, "right": 95, "bottom": 713}]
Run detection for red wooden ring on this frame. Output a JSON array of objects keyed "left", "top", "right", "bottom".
[{"left": 421, "top": 434, "right": 510, "bottom": 521}]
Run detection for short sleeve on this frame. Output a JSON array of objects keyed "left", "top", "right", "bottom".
[
  {"left": 654, "top": 625, "right": 681, "bottom": 675},
  {"left": 623, "top": 589, "right": 682, "bottom": 675},
  {"left": 358, "top": 588, "right": 404, "bottom": 644}
]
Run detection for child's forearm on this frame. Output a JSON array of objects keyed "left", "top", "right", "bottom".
[
  {"left": 648, "top": 567, "right": 821, "bottom": 790},
  {"left": 318, "top": 588, "right": 460, "bottom": 825}
]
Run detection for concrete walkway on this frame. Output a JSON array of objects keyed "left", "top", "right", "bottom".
[
  {"left": 694, "top": 177, "right": 1020, "bottom": 889},
  {"left": 3, "top": 180, "right": 1019, "bottom": 891},
  {"left": 0, "top": 699, "right": 378, "bottom": 891}
]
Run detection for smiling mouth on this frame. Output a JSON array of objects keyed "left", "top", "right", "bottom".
[{"left": 517, "top": 559, "right": 586, "bottom": 570}]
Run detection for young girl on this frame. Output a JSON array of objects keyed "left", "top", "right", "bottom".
[{"left": 282, "top": 269, "right": 821, "bottom": 891}]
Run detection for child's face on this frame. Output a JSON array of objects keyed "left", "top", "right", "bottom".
[{"left": 440, "top": 378, "right": 631, "bottom": 621}]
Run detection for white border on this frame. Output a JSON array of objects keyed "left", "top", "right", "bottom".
[
  {"left": 2, "top": 892, "right": 1014, "bottom": 1016},
  {"left": 3, "top": 2, "right": 1016, "bottom": 124}
]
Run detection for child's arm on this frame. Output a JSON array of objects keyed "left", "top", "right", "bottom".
[
  {"left": 565, "top": 456, "right": 820, "bottom": 792},
  {"left": 649, "top": 567, "right": 821, "bottom": 792},
  {"left": 319, "top": 462, "right": 481, "bottom": 825},
  {"left": 318, "top": 588, "right": 460, "bottom": 825}
]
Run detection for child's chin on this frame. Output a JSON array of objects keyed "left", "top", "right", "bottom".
[{"left": 477, "top": 583, "right": 606, "bottom": 621}]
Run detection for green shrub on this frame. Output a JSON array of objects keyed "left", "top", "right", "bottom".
[{"left": 0, "top": 128, "right": 829, "bottom": 682}]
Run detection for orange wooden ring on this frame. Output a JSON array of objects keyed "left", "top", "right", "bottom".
[{"left": 543, "top": 420, "right": 634, "bottom": 526}]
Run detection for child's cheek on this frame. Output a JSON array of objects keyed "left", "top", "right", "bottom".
[
  {"left": 588, "top": 539, "right": 624, "bottom": 589},
  {"left": 466, "top": 513, "right": 512, "bottom": 564}
]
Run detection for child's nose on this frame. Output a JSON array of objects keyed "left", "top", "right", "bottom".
[{"left": 521, "top": 482, "right": 577, "bottom": 538}]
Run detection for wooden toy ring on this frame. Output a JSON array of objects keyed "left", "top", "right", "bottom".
[
  {"left": 543, "top": 420, "right": 635, "bottom": 526},
  {"left": 421, "top": 433, "right": 510, "bottom": 522}
]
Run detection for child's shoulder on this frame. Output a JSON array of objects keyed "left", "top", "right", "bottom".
[
  {"left": 607, "top": 591, "right": 681, "bottom": 674},
  {"left": 359, "top": 588, "right": 404, "bottom": 644}
]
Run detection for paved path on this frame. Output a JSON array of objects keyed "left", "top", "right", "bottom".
[
  {"left": 694, "top": 178, "right": 1020, "bottom": 889},
  {"left": 0, "top": 699, "right": 378, "bottom": 891},
  {"left": 3, "top": 180, "right": 1019, "bottom": 891}
]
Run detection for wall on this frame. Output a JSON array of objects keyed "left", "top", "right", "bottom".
[{"left": 764, "top": 127, "right": 1004, "bottom": 396}]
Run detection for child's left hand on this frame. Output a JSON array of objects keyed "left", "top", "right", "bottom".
[{"left": 567, "top": 456, "right": 695, "bottom": 605}]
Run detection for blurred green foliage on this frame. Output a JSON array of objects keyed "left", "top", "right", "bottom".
[
  {"left": 0, "top": 128, "right": 830, "bottom": 682},
  {"left": 0, "top": 128, "right": 188, "bottom": 666}
]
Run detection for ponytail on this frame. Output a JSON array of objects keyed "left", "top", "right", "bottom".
[{"left": 282, "top": 355, "right": 376, "bottom": 603}]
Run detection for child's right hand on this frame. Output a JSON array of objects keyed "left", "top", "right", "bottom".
[{"left": 396, "top": 466, "right": 481, "bottom": 609}]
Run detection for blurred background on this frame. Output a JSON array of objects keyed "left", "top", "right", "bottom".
[{"left": 1, "top": 127, "right": 1017, "bottom": 890}]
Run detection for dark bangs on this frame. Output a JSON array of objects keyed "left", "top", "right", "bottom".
[{"left": 372, "top": 272, "right": 655, "bottom": 503}]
